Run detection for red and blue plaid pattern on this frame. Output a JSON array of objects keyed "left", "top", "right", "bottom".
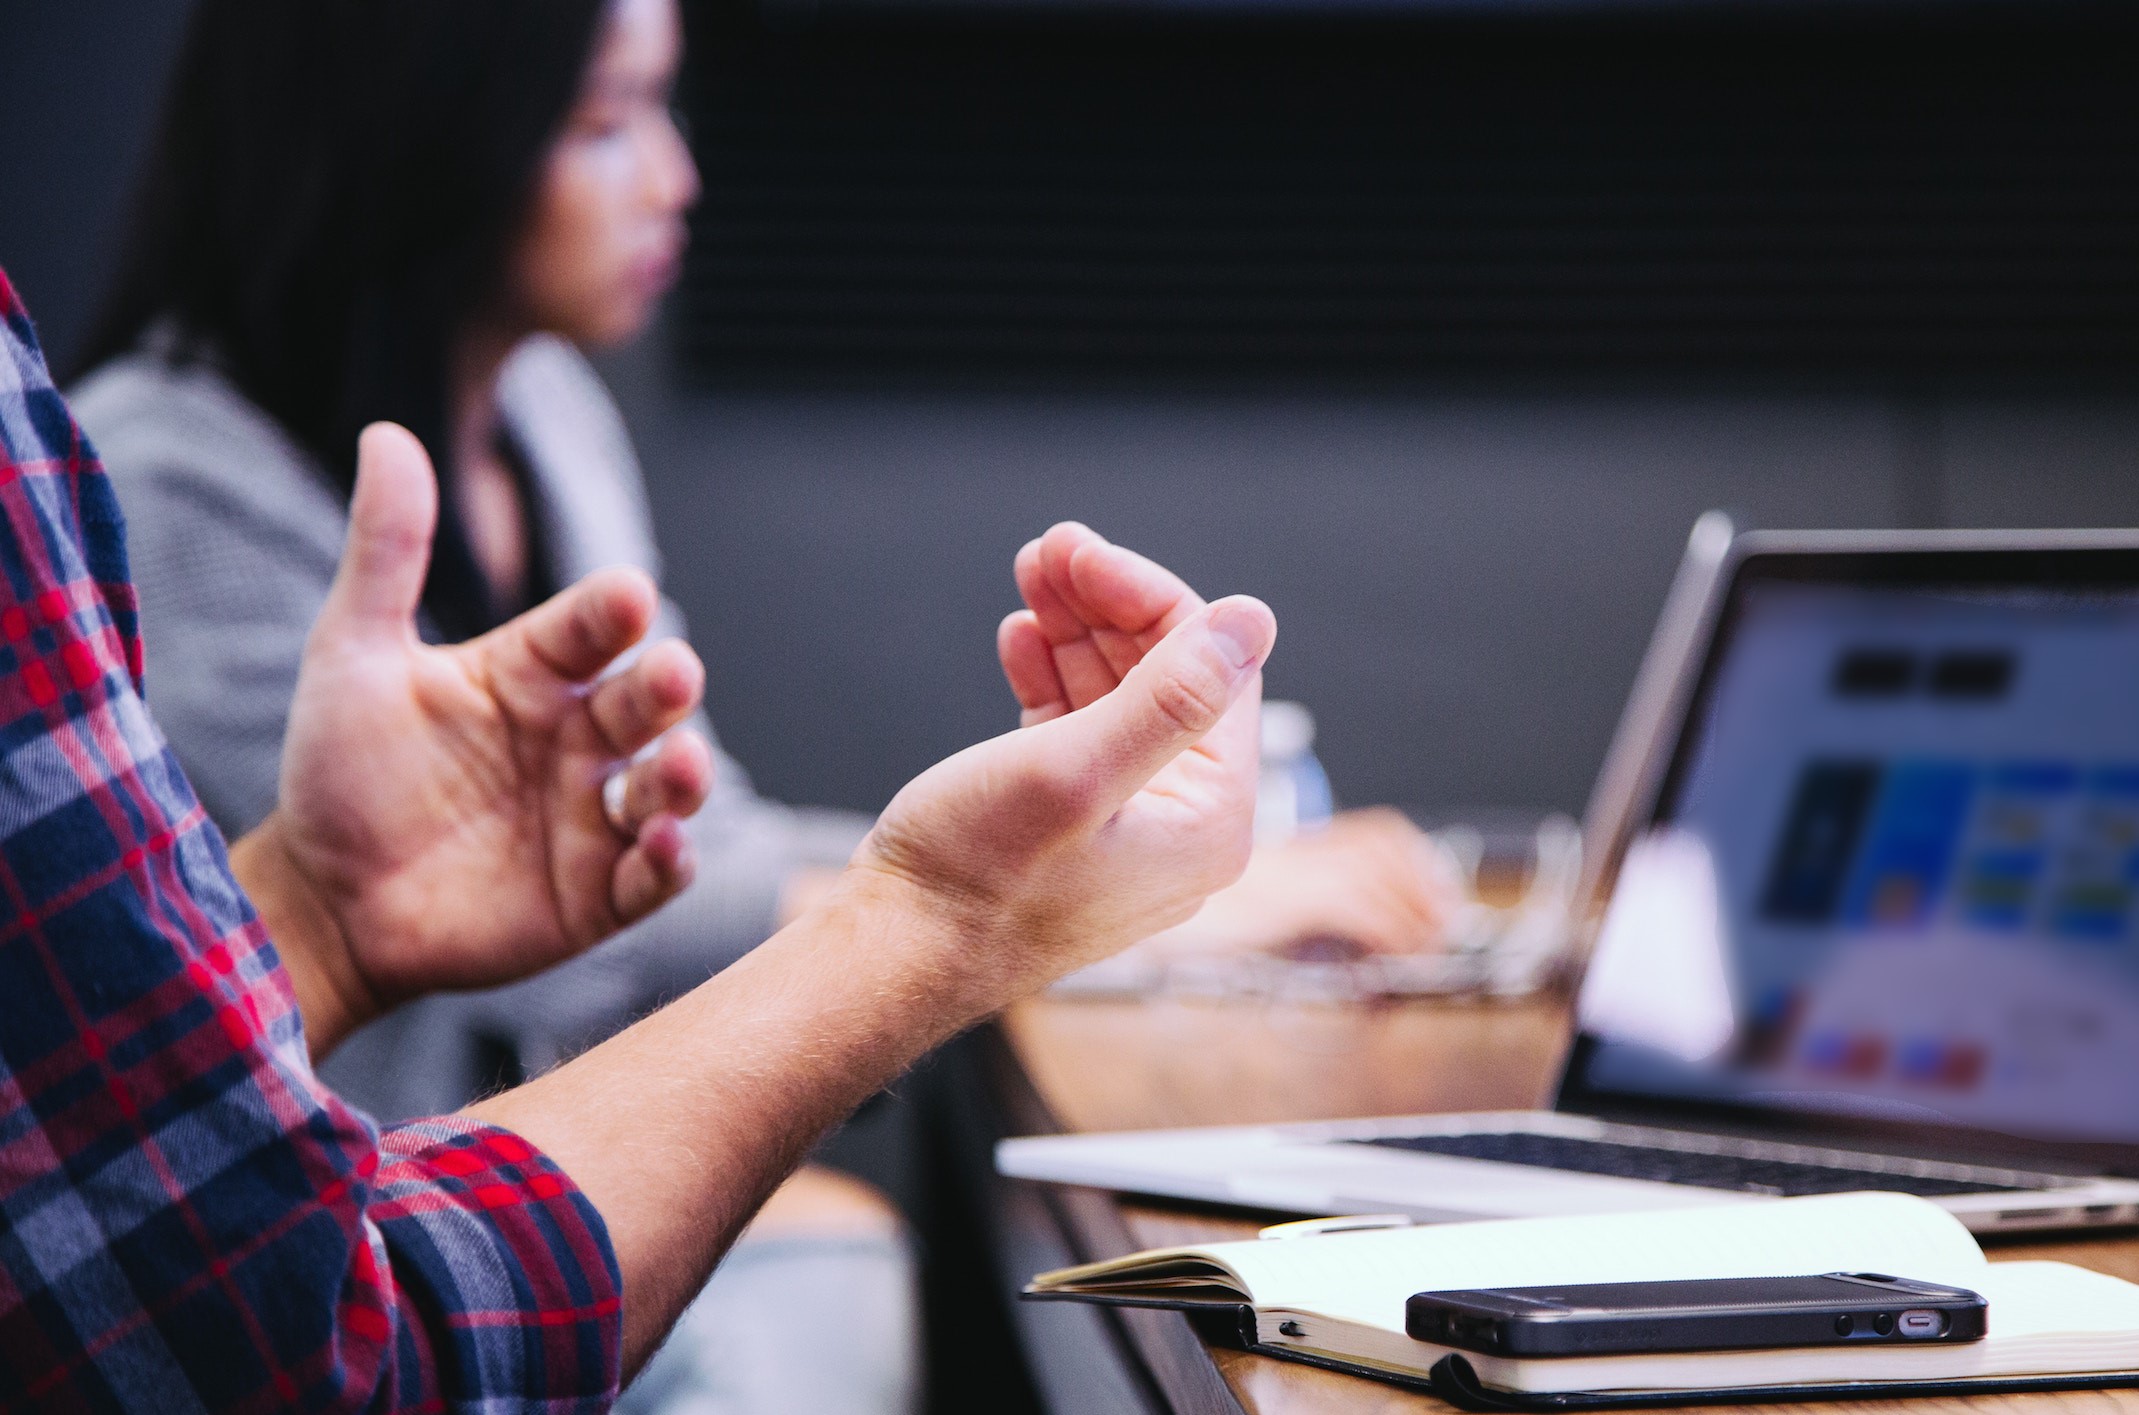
[{"left": 0, "top": 269, "right": 622, "bottom": 1412}]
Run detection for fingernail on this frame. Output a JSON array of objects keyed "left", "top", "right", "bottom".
[{"left": 1207, "top": 598, "right": 1272, "bottom": 673}]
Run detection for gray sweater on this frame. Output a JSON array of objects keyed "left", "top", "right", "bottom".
[{"left": 71, "top": 334, "right": 871, "bottom": 1119}]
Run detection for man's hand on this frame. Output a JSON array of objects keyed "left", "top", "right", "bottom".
[
  {"left": 233, "top": 423, "right": 713, "bottom": 1055},
  {"left": 851, "top": 522, "right": 1276, "bottom": 998},
  {"left": 1003, "top": 523, "right": 1459, "bottom": 961}
]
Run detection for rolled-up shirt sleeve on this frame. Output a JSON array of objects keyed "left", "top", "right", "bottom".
[
  {"left": 0, "top": 270, "right": 622, "bottom": 1411},
  {"left": 367, "top": 1122, "right": 622, "bottom": 1408}
]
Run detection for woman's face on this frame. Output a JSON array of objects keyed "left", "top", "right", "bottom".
[{"left": 509, "top": 0, "right": 700, "bottom": 348}]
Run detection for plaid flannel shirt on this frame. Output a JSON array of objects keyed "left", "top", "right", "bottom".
[{"left": 0, "top": 269, "right": 623, "bottom": 1412}]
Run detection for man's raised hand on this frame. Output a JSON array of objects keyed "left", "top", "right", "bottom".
[
  {"left": 851, "top": 523, "right": 1274, "bottom": 1000},
  {"left": 236, "top": 423, "right": 713, "bottom": 1053},
  {"left": 1002, "top": 522, "right": 1461, "bottom": 962}
]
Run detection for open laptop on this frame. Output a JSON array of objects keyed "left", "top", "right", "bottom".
[{"left": 998, "top": 525, "right": 2139, "bottom": 1234}]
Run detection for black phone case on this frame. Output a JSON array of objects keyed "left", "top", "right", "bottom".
[{"left": 1407, "top": 1276, "right": 1987, "bottom": 1358}]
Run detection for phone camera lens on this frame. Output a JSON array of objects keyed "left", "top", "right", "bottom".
[
  {"left": 1874, "top": 1313, "right": 1896, "bottom": 1336},
  {"left": 1834, "top": 1316, "right": 1855, "bottom": 1337}
]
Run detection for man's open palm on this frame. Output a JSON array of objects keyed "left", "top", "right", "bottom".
[{"left": 269, "top": 424, "right": 712, "bottom": 1017}]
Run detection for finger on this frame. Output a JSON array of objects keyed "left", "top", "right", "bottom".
[
  {"left": 1320, "top": 828, "right": 1457, "bottom": 949},
  {"left": 587, "top": 637, "right": 705, "bottom": 754},
  {"left": 998, "top": 611, "right": 1069, "bottom": 724},
  {"left": 1033, "top": 521, "right": 1111, "bottom": 635},
  {"left": 1017, "top": 525, "right": 1146, "bottom": 709},
  {"left": 1016, "top": 539, "right": 1122, "bottom": 707},
  {"left": 1348, "top": 879, "right": 1444, "bottom": 952},
  {"left": 1020, "top": 524, "right": 1211, "bottom": 709},
  {"left": 1341, "top": 813, "right": 1463, "bottom": 929},
  {"left": 1034, "top": 595, "right": 1277, "bottom": 819},
  {"left": 1052, "top": 631, "right": 1125, "bottom": 713},
  {"left": 1068, "top": 542, "right": 1204, "bottom": 682},
  {"left": 1015, "top": 532, "right": 1092, "bottom": 646},
  {"left": 616, "top": 731, "right": 715, "bottom": 831},
  {"left": 1065, "top": 539, "right": 1204, "bottom": 651},
  {"left": 502, "top": 567, "right": 660, "bottom": 685},
  {"left": 317, "top": 423, "right": 439, "bottom": 641},
  {"left": 612, "top": 814, "right": 696, "bottom": 924}
]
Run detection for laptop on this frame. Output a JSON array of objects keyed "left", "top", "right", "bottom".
[{"left": 998, "top": 524, "right": 2139, "bottom": 1234}]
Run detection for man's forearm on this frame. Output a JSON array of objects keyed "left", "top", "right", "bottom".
[{"left": 467, "top": 868, "right": 991, "bottom": 1372}]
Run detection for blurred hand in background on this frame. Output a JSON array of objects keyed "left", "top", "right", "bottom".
[{"left": 1146, "top": 806, "right": 1464, "bottom": 959}]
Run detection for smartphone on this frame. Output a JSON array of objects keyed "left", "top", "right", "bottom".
[{"left": 1405, "top": 1273, "right": 1987, "bottom": 1358}]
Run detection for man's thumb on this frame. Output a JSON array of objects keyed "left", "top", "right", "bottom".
[
  {"left": 319, "top": 423, "right": 439, "bottom": 638},
  {"left": 1046, "top": 595, "right": 1276, "bottom": 813}
]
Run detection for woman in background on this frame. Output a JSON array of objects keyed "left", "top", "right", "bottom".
[{"left": 73, "top": 0, "right": 1455, "bottom": 1406}]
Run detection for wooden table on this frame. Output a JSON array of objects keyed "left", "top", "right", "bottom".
[{"left": 985, "top": 990, "right": 2139, "bottom": 1415}]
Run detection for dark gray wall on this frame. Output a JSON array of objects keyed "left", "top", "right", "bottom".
[
  {"left": 9, "top": 5, "right": 2139, "bottom": 822},
  {"left": 605, "top": 349, "right": 2139, "bottom": 817},
  {"left": 0, "top": 0, "right": 192, "bottom": 377}
]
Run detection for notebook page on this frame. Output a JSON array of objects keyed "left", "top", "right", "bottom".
[
  {"left": 1980, "top": 1260, "right": 2139, "bottom": 1340},
  {"left": 1216, "top": 1193, "right": 1986, "bottom": 1333}
]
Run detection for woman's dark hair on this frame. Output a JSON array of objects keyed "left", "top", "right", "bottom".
[{"left": 77, "top": 0, "right": 612, "bottom": 641}]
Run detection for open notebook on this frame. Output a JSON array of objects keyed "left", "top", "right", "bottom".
[{"left": 1026, "top": 1194, "right": 2139, "bottom": 1408}]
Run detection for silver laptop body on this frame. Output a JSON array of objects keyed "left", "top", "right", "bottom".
[{"left": 999, "top": 525, "right": 2139, "bottom": 1235}]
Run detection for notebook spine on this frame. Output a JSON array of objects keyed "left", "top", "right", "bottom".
[{"left": 1425, "top": 1355, "right": 2139, "bottom": 1412}]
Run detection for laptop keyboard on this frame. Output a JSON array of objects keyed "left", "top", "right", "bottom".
[{"left": 1352, "top": 1130, "right": 2052, "bottom": 1198}]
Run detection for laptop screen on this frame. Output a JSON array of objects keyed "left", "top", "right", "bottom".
[{"left": 1568, "top": 551, "right": 2139, "bottom": 1155}]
